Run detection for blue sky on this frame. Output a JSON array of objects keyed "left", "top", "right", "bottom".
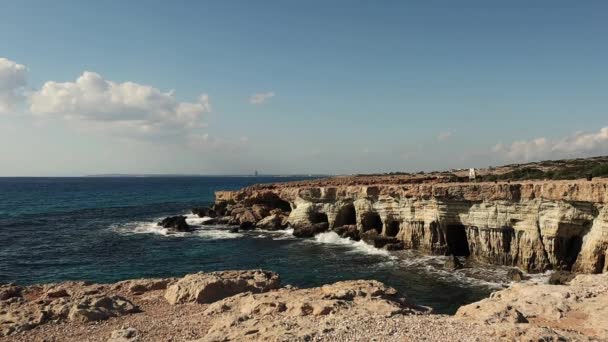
[{"left": 1, "top": 1, "right": 607, "bottom": 176}]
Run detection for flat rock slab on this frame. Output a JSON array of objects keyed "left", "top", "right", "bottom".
[{"left": 164, "top": 270, "right": 281, "bottom": 305}]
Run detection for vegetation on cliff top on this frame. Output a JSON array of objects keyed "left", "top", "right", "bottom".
[{"left": 357, "top": 156, "right": 608, "bottom": 182}]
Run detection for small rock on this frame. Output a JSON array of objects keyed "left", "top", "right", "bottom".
[
  {"left": 157, "top": 216, "right": 192, "bottom": 232},
  {"left": 506, "top": 268, "right": 525, "bottom": 282},
  {"left": 549, "top": 271, "right": 576, "bottom": 285},
  {"left": 108, "top": 327, "right": 138, "bottom": 342},
  {"left": 444, "top": 255, "right": 464, "bottom": 270}
]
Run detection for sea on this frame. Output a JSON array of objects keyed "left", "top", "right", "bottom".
[{"left": 0, "top": 176, "right": 532, "bottom": 314}]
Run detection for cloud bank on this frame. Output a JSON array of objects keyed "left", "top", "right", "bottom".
[
  {"left": 0, "top": 57, "right": 27, "bottom": 113},
  {"left": 29, "top": 71, "right": 210, "bottom": 138},
  {"left": 493, "top": 127, "right": 608, "bottom": 162},
  {"left": 249, "top": 91, "right": 275, "bottom": 104}
]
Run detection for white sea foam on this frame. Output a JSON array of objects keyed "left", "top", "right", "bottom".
[
  {"left": 110, "top": 216, "right": 243, "bottom": 239},
  {"left": 268, "top": 228, "right": 297, "bottom": 240},
  {"left": 193, "top": 228, "right": 243, "bottom": 239},
  {"left": 309, "top": 231, "right": 396, "bottom": 258},
  {"left": 184, "top": 213, "right": 214, "bottom": 225}
]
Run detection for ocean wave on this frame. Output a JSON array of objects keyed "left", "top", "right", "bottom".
[
  {"left": 393, "top": 252, "right": 512, "bottom": 289},
  {"left": 109, "top": 216, "right": 243, "bottom": 239},
  {"left": 184, "top": 213, "right": 215, "bottom": 225},
  {"left": 307, "top": 231, "right": 396, "bottom": 258},
  {"left": 267, "top": 228, "right": 297, "bottom": 240}
]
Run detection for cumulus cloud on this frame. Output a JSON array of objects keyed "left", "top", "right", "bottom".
[
  {"left": 29, "top": 71, "right": 210, "bottom": 138},
  {"left": 437, "top": 131, "right": 452, "bottom": 142},
  {"left": 493, "top": 127, "right": 608, "bottom": 162},
  {"left": 0, "top": 57, "right": 27, "bottom": 113},
  {"left": 249, "top": 91, "right": 275, "bottom": 104}
]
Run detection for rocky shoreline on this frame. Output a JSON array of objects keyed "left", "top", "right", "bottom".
[
  {"left": 208, "top": 178, "right": 608, "bottom": 274},
  {"left": 4, "top": 176, "right": 608, "bottom": 341},
  {"left": 1, "top": 270, "right": 606, "bottom": 341}
]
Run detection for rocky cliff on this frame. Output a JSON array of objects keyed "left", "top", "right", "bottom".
[{"left": 215, "top": 179, "right": 608, "bottom": 273}]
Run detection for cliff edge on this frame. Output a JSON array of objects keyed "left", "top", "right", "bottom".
[{"left": 215, "top": 178, "right": 608, "bottom": 274}]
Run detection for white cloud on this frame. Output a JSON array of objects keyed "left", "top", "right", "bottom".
[
  {"left": 493, "top": 127, "right": 608, "bottom": 162},
  {"left": 0, "top": 57, "right": 27, "bottom": 113},
  {"left": 437, "top": 131, "right": 452, "bottom": 142},
  {"left": 249, "top": 91, "right": 275, "bottom": 104},
  {"left": 29, "top": 71, "right": 210, "bottom": 138}
]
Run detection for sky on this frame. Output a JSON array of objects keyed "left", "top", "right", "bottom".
[{"left": 0, "top": 0, "right": 607, "bottom": 176}]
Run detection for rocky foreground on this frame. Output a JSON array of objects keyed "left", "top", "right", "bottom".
[{"left": 1, "top": 270, "right": 607, "bottom": 341}]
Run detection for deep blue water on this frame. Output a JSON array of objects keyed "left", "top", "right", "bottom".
[{"left": 0, "top": 177, "right": 508, "bottom": 314}]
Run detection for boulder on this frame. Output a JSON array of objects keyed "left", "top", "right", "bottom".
[
  {"left": 292, "top": 222, "right": 329, "bottom": 238},
  {"left": 157, "top": 216, "right": 192, "bottom": 232},
  {"left": 333, "top": 225, "right": 360, "bottom": 241},
  {"left": 0, "top": 285, "right": 22, "bottom": 301},
  {"left": 212, "top": 202, "right": 228, "bottom": 217},
  {"left": 230, "top": 206, "right": 247, "bottom": 216},
  {"left": 237, "top": 210, "right": 257, "bottom": 229},
  {"left": 507, "top": 268, "right": 525, "bottom": 282},
  {"left": 251, "top": 204, "right": 271, "bottom": 221},
  {"left": 256, "top": 214, "right": 288, "bottom": 230},
  {"left": 192, "top": 207, "right": 217, "bottom": 218},
  {"left": 45, "top": 288, "right": 69, "bottom": 298},
  {"left": 164, "top": 270, "right": 281, "bottom": 305},
  {"left": 549, "top": 271, "right": 576, "bottom": 285},
  {"left": 68, "top": 295, "right": 139, "bottom": 322},
  {"left": 360, "top": 230, "right": 399, "bottom": 248},
  {"left": 200, "top": 216, "right": 232, "bottom": 226},
  {"left": 444, "top": 255, "right": 464, "bottom": 270},
  {"left": 384, "top": 242, "right": 405, "bottom": 251},
  {"left": 113, "top": 278, "right": 174, "bottom": 295}
]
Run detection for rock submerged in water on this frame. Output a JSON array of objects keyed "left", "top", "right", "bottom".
[
  {"left": 192, "top": 207, "right": 217, "bottom": 218},
  {"left": 192, "top": 203, "right": 229, "bottom": 218},
  {"left": 333, "top": 225, "right": 360, "bottom": 241},
  {"left": 360, "top": 230, "right": 401, "bottom": 249},
  {"left": 444, "top": 255, "right": 464, "bottom": 270},
  {"left": 292, "top": 222, "right": 329, "bottom": 238},
  {"left": 157, "top": 216, "right": 192, "bottom": 232}
]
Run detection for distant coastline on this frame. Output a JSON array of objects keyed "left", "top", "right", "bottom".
[{"left": 84, "top": 174, "right": 330, "bottom": 178}]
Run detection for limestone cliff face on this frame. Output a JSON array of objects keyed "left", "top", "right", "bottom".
[{"left": 215, "top": 180, "right": 608, "bottom": 273}]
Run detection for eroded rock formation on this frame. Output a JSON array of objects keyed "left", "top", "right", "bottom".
[
  {"left": 215, "top": 179, "right": 608, "bottom": 273},
  {"left": 456, "top": 272, "right": 608, "bottom": 339},
  {"left": 0, "top": 282, "right": 139, "bottom": 336},
  {"left": 164, "top": 270, "right": 281, "bottom": 304},
  {"left": 4, "top": 270, "right": 607, "bottom": 340}
]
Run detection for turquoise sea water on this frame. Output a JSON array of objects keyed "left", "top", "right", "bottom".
[{"left": 0, "top": 176, "right": 511, "bottom": 314}]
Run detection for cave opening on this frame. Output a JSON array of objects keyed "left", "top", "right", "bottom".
[
  {"left": 333, "top": 204, "right": 357, "bottom": 228},
  {"left": 309, "top": 212, "right": 329, "bottom": 224},
  {"left": 502, "top": 226, "right": 515, "bottom": 253},
  {"left": 445, "top": 224, "right": 470, "bottom": 257},
  {"left": 563, "top": 236, "right": 584, "bottom": 270},
  {"left": 271, "top": 198, "right": 292, "bottom": 212},
  {"left": 361, "top": 212, "right": 383, "bottom": 234},
  {"left": 385, "top": 220, "right": 400, "bottom": 237}
]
